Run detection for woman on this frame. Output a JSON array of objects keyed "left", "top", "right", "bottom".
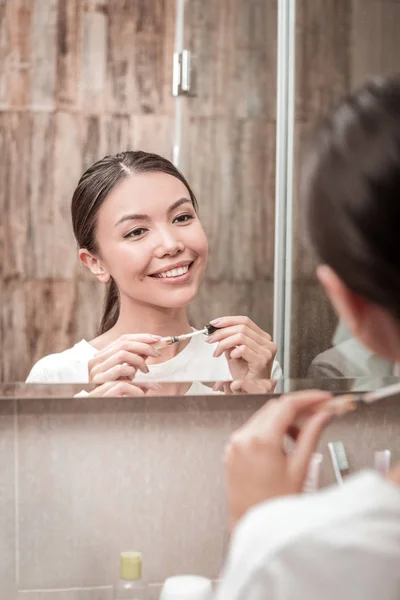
[
  {"left": 217, "top": 74, "right": 400, "bottom": 599},
  {"left": 26, "top": 151, "right": 281, "bottom": 394}
]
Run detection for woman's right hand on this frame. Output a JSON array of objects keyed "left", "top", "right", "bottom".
[{"left": 88, "top": 334, "right": 162, "bottom": 385}]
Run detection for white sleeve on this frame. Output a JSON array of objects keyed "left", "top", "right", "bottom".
[
  {"left": 215, "top": 473, "right": 400, "bottom": 600},
  {"left": 25, "top": 358, "right": 51, "bottom": 383},
  {"left": 271, "top": 360, "right": 282, "bottom": 379}
]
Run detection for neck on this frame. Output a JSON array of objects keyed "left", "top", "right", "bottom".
[
  {"left": 113, "top": 295, "right": 192, "bottom": 338},
  {"left": 93, "top": 295, "right": 193, "bottom": 362}
]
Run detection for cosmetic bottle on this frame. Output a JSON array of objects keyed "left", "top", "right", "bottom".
[
  {"left": 113, "top": 551, "right": 147, "bottom": 600},
  {"left": 159, "top": 575, "right": 213, "bottom": 600}
]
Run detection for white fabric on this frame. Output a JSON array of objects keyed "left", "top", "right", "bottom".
[
  {"left": 26, "top": 333, "right": 282, "bottom": 385},
  {"left": 216, "top": 471, "right": 400, "bottom": 600}
]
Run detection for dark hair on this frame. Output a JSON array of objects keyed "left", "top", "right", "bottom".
[
  {"left": 71, "top": 151, "right": 198, "bottom": 334},
  {"left": 302, "top": 74, "right": 400, "bottom": 321}
]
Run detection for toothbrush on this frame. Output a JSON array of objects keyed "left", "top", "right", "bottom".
[
  {"left": 157, "top": 324, "right": 219, "bottom": 347},
  {"left": 303, "top": 452, "right": 324, "bottom": 493},
  {"left": 328, "top": 441, "right": 350, "bottom": 484},
  {"left": 374, "top": 450, "right": 391, "bottom": 476}
]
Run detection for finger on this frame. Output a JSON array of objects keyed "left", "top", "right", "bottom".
[
  {"left": 210, "top": 316, "right": 272, "bottom": 340},
  {"left": 237, "top": 391, "right": 332, "bottom": 444},
  {"left": 213, "top": 381, "right": 224, "bottom": 392},
  {"left": 230, "top": 379, "right": 276, "bottom": 394},
  {"left": 90, "top": 341, "right": 161, "bottom": 368},
  {"left": 207, "top": 324, "right": 268, "bottom": 347},
  {"left": 213, "top": 333, "right": 261, "bottom": 358},
  {"left": 229, "top": 345, "right": 272, "bottom": 374},
  {"left": 89, "top": 381, "right": 147, "bottom": 397},
  {"left": 89, "top": 351, "right": 149, "bottom": 383},
  {"left": 265, "top": 391, "right": 333, "bottom": 443},
  {"left": 289, "top": 409, "right": 333, "bottom": 488},
  {"left": 91, "top": 363, "right": 138, "bottom": 385}
]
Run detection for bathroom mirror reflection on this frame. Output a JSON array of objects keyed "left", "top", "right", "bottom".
[
  {"left": 2, "top": 1, "right": 400, "bottom": 390},
  {"left": 2, "top": 0, "right": 280, "bottom": 390}
]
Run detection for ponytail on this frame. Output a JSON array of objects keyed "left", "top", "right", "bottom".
[{"left": 99, "top": 278, "right": 120, "bottom": 335}]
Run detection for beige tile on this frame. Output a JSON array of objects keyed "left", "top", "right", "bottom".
[
  {"left": 318, "top": 397, "right": 400, "bottom": 488},
  {"left": 17, "top": 396, "right": 262, "bottom": 590},
  {"left": 0, "top": 400, "right": 17, "bottom": 598}
]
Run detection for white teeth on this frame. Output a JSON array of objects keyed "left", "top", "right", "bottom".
[{"left": 154, "top": 265, "right": 189, "bottom": 278}]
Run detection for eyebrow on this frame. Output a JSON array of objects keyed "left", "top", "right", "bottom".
[{"left": 114, "top": 197, "right": 192, "bottom": 227}]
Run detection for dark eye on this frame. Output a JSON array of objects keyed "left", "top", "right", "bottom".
[
  {"left": 173, "top": 213, "right": 194, "bottom": 224},
  {"left": 124, "top": 227, "right": 147, "bottom": 239}
]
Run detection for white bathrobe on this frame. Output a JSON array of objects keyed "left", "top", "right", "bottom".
[{"left": 216, "top": 471, "right": 400, "bottom": 600}]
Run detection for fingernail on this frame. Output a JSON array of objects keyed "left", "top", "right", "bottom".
[
  {"left": 210, "top": 319, "right": 221, "bottom": 326},
  {"left": 150, "top": 335, "right": 162, "bottom": 340},
  {"left": 206, "top": 335, "right": 214, "bottom": 343},
  {"left": 153, "top": 349, "right": 162, "bottom": 356}
]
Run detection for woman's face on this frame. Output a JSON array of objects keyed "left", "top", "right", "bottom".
[{"left": 91, "top": 171, "right": 208, "bottom": 309}]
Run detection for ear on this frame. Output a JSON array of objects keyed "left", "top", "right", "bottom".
[
  {"left": 316, "top": 264, "right": 366, "bottom": 338},
  {"left": 78, "top": 248, "right": 110, "bottom": 283}
]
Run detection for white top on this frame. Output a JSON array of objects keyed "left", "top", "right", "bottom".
[
  {"left": 26, "top": 333, "right": 282, "bottom": 389},
  {"left": 216, "top": 471, "right": 400, "bottom": 600}
]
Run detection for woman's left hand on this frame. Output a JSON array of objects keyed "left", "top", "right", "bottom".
[{"left": 207, "top": 316, "right": 277, "bottom": 380}]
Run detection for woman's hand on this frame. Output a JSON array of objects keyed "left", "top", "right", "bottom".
[
  {"left": 207, "top": 316, "right": 277, "bottom": 380},
  {"left": 214, "top": 379, "right": 277, "bottom": 395},
  {"left": 88, "top": 334, "right": 162, "bottom": 385},
  {"left": 84, "top": 380, "right": 161, "bottom": 397},
  {"left": 224, "top": 390, "right": 333, "bottom": 530}
]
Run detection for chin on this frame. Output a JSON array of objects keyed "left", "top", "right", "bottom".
[{"left": 157, "top": 288, "right": 199, "bottom": 309}]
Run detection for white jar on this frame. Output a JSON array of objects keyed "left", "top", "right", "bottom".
[{"left": 159, "top": 575, "right": 213, "bottom": 600}]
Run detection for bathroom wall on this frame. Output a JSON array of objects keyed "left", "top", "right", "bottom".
[
  {"left": 290, "top": 0, "right": 400, "bottom": 376},
  {"left": 1, "top": 391, "right": 400, "bottom": 599}
]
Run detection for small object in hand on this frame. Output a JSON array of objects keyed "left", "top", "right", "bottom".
[{"left": 157, "top": 324, "right": 219, "bottom": 347}]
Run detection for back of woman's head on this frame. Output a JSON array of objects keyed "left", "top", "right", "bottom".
[
  {"left": 303, "top": 74, "right": 400, "bottom": 321},
  {"left": 71, "top": 150, "right": 198, "bottom": 334}
]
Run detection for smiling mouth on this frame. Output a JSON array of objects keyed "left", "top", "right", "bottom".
[{"left": 149, "top": 262, "right": 194, "bottom": 279}]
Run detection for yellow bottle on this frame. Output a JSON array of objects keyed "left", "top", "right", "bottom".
[{"left": 113, "top": 551, "right": 146, "bottom": 600}]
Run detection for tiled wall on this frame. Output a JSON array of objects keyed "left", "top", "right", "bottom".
[
  {"left": 1, "top": 393, "right": 400, "bottom": 599},
  {"left": 0, "top": 394, "right": 265, "bottom": 599}
]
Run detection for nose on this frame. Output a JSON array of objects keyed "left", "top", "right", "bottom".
[{"left": 154, "top": 227, "right": 185, "bottom": 258}]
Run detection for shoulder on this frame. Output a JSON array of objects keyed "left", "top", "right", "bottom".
[
  {"left": 216, "top": 472, "right": 400, "bottom": 600},
  {"left": 26, "top": 341, "right": 96, "bottom": 383}
]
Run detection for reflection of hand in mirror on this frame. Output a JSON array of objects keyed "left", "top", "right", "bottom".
[
  {"left": 215, "top": 379, "right": 277, "bottom": 395},
  {"left": 207, "top": 316, "right": 277, "bottom": 380},
  {"left": 80, "top": 380, "right": 161, "bottom": 398},
  {"left": 224, "top": 390, "right": 333, "bottom": 530},
  {"left": 88, "top": 334, "right": 162, "bottom": 385}
]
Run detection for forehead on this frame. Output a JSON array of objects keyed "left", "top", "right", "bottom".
[{"left": 101, "top": 171, "right": 190, "bottom": 217}]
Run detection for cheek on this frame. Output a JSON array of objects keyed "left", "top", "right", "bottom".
[
  {"left": 101, "top": 240, "right": 150, "bottom": 278},
  {"left": 188, "top": 224, "right": 209, "bottom": 258}
]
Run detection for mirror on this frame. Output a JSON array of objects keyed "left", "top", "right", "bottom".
[
  {"left": 1, "top": 1, "right": 400, "bottom": 392},
  {"left": 290, "top": 0, "right": 400, "bottom": 378}
]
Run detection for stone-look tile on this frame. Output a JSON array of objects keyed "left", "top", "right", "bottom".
[
  {"left": 17, "top": 396, "right": 262, "bottom": 590},
  {"left": 184, "top": 0, "right": 277, "bottom": 119},
  {"left": 295, "top": 0, "right": 351, "bottom": 122},
  {"left": 184, "top": 118, "right": 275, "bottom": 282},
  {"left": 0, "top": 400, "right": 17, "bottom": 598},
  {"left": 17, "top": 588, "right": 112, "bottom": 600},
  {"left": 351, "top": 0, "right": 400, "bottom": 88},
  {"left": 290, "top": 281, "right": 337, "bottom": 378},
  {"left": 189, "top": 280, "right": 274, "bottom": 339},
  {"left": 318, "top": 397, "right": 400, "bottom": 488}
]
